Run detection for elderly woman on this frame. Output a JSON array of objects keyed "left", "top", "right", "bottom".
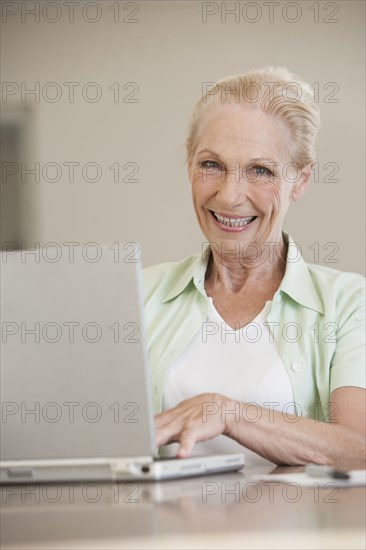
[{"left": 143, "top": 67, "right": 365, "bottom": 466}]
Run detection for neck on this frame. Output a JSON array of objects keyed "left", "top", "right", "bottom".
[{"left": 205, "top": 235, "right": 288, "bottom": 294}]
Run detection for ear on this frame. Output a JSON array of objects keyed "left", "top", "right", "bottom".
[{"left": 291, "top": 164, "right": 312, "bottom": 201}]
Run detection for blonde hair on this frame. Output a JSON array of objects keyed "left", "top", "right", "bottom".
[{"left": 185, "top": 66, "right": 320, "bottom": 169}]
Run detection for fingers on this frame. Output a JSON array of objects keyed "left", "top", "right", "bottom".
[
  {"left": 155, "top": 410, "right": 174, "bottom": 429},
  {"left": 157, "top": 423, "right": 198, "bottom": 457},
  {"left": 155, "top": 401, "right": 198, "bottom": 432},
  {"left": 154, "top": 394, "right": 227, "bottom": 455},
  {"left": 155, "top": 412, "right": 184, "bottom": 442},
  {"left": 155, "top": 412, "right": 199, "bottom": 450},
  {"left": 155, "top": 417, "right": 183, "bottom": 447},
  {"left": 176, "top": 429, "right": 197, "bottom": 458}
]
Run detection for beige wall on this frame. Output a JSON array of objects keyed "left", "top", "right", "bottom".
[{"left": 1, "top": 0, "right": 365, "bottom": 273}]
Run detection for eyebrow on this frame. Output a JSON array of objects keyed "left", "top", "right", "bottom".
[
  {"left": 250, "top": 157, "right": 279, "bottom": 165},
  {"left": 197, "top": 149, "right": 278, "bottom": 165},
  {"left": 197, "top": 148, "right": 221, "bottom": 157}
]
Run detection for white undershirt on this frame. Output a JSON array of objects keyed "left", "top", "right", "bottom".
[{"left": 161, "top": 297, "right": 295, "bottom": 465}]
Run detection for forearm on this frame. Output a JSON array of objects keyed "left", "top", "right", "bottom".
[{"left": 224, "top": 399, "right": 366, "bottom": 467}]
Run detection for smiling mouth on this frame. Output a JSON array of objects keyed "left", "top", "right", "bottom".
[{"left": 210, "top": 211, "right": 258, "bottom": 228}]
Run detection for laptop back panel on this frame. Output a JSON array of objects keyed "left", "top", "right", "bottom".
[{"left": 0, "top": 244, "right": 156, "bottom": 461}]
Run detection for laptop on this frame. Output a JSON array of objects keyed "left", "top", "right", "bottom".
[{"left": 0, "top": 243, "right": 245, "bottom": 483}]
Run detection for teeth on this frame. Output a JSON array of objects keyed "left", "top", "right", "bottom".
[{"left": 213, "top": 212, "right": 256, "bottom": 227}]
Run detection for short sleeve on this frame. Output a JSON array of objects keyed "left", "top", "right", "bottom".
[{"left": 330, "top": 279, "right": 366, "bottom": 392}]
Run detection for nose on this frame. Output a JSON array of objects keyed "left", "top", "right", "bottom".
[{"left": 215, "top": 166, "right": 248, "bottom": 209}]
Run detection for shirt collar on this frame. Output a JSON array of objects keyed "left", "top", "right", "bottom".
[
  {"left": 278, "top": 233, "right": 324, "bottom": 314},
  {"left": 161, "top": 247, "right": 208, "bottom": 303},
  {"left": 162, "top": 233, "right": 324, "bottom": 314}
]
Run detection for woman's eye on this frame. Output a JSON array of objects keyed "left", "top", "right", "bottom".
[
  {"left": 254, "top": 166, "right": 271, "bottom": 176},
  {"left": 201, "top": 160, "right": 221, "bottom": 171},
  {"left": 244, "top": 165, "right": 275, "bottom": 183}
]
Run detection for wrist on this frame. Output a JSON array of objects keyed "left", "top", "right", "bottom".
[{"left": 221, "top": 396, "right": 239, "bottom": 438}]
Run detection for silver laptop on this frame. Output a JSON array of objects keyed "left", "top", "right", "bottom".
[{"left": 0, "top": 243, "right": 244, "bottom": 483}]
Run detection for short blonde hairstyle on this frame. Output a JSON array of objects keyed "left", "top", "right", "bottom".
[{"left": 185, "top": 66, "right": 320, "bottom": 169}]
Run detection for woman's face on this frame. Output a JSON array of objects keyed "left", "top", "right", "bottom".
[{"left": 188, "top": 103, "right": 310, "bottom": 256}]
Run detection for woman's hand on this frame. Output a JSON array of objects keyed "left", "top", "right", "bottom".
[
  {"left": 155, "top": 387, "right": 366, "bottom": 466},
  {"left": 155, "top": 393, "right": 231, "bottom": 457}
]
